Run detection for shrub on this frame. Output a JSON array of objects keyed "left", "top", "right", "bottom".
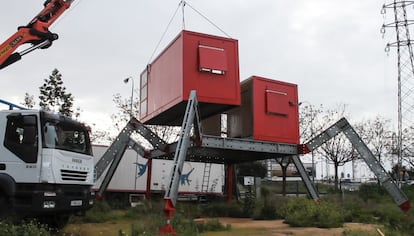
[
  {"left": 382, "top": 227, "right": 413, "bottom": 236},
  {"left": 372, "top": 203, "right": 414, "bottom": 234},
  {"left": 169, "top": 215, "right": 231, "bottom": 235},
  {"left": 253, "top": 199, "right": 278, "bottom": 220},
  {"left": 282, "top": 197, "right": 344, "bottom": 228},
  {"left": 338, "top": 193, "right": 376, "bottom": 224},
  {"left": 195, "top": 219, "right": 231, "bottom": 232},
  {"left": 175, "top": 202, "right": 202, "bottom": 219},
  {"left": 253, "top": 204, "right": 277, "bottom": 220},
  {"left": 75, "top": 200, "right": 114, "bottom": 223},
  {"left": 242, "top": 192, "right": 255, "bottom": 217},
  {"left": 201, "top": 202, "right": 244, "bottom": 217},
  {"left": 315, "top": 202, "right": 344, "bottom": 228},
  {"left": 358, "top": 184, "right": 387, "bottom": 202},
  {"left": 281, "top": 198, "right": 317, "bottom": 227},
  {"left": 124, "top": 200, "right": 164, "bottom": 219}
]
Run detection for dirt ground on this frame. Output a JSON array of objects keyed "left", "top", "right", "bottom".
[
  {"left": 209, "top": 218, "right": 381, "bottom": 236},
  {"left": 61, "top": 217, "right": 382, "bottom": 236}
]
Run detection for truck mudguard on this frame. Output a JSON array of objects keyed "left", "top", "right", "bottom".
[{"left": 0, "top": 173, "right": 16, "bottom": 196}]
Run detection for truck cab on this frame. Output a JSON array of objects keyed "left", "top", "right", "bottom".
[{"left": 0, "top": 109, "right": 94, "bottom": 227}]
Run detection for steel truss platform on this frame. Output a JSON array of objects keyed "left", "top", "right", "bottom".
[{"left": 150, "top": 135, "right": 299, "bottom": 164}]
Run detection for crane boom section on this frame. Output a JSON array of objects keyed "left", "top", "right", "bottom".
[{"left": 0, "top": 0, "right": 73, "bottom": 70}]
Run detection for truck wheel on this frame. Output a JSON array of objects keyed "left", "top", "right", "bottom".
[
  {"left": 0, "top": 193, "right": 11, "bottom": 219},
  {"left": 47, "top": 214, "right": 69, "bottom": 229}
]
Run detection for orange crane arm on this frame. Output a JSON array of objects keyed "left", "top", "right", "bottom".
[{"left": 0, "top": 0, "right": 73, "bottom": 70}]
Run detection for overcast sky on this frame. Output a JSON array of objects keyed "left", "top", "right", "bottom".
[{"left": 0, "top": 0, "right": 399, "bottom": 131}]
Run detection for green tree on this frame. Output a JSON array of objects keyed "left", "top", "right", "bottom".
[{"left": 38, "top": 68, "right": 74, "bottom": 117}]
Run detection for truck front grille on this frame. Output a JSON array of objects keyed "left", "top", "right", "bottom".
[{"left": 61, "top": 169, "right": 88, "bottom": 181}]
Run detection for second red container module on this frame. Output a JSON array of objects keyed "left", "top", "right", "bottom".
[{"left": 227, "top": 76, "right": 300, "bottom": 144}]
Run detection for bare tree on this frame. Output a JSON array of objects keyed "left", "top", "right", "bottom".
[
  {"left": 147, "top": 125, "right": 180, "bottom": 144},
  {"left": 315, "top": 104, "right": 358, "bottom": 190},
  {"left": 319, "top": 134, "right": 358, "bottom": 190},
  {"left": 275, "top": 157, "right": 292, "bottom": 196},
  {"left": 357, "top": 116, "right": 392, "bottom": 165},
  {"left": 108, "top": 93, "right": 179, "bottom": 147},
  {"left": 299, "top": 103, "right": 324, "bottom": 143},
  {"left": 111, "top": 93, "right": 139, "bottom": 131},
  {"left": 89, "top": 124, "right": 113, "bottom": 145},
  {"left": 299, "top": 103, "right": 324, "bottom": 182}
]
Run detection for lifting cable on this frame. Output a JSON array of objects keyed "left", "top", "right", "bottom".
[
  {"left": 147, "top": 1, "right": 183, "bottom": 64},
  {"left": 147, "top": 0, "right": 232, "bottom": 64},
  {"left": 182, "top": 0, "right": 186, "bottom": 30},
  {"left": 184, "top": 1, "right": 232, "bottom": 39}
]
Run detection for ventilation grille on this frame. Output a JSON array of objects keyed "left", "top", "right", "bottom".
[{"left": 61, "top": 169, "right": 88, "bottom": 181}]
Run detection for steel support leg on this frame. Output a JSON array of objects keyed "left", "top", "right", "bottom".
[
  {"left": 302, "top": 117, "right": 411, "bottom": 213},
  {"left": 146, "top": 159, "right": 153, "bottom": 200},
  {"left": 227, "top": 164, "right": 234, "bottom": 203},
  {"left": 291, "top": 155, "right": 320, "bottom": 201},
  {"left": 161, "top": 91, "right": 202, "bottom": 235}
]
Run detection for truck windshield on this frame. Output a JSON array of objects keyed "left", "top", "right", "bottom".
[{"left": 43, "top": 121, "right": 92, "bottom": 155}]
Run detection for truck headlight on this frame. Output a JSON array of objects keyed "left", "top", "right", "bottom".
[{"left": 43, "top": 201, "right": 56, "bottom": 209}]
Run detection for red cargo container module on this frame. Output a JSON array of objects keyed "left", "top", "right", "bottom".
[
  {"left": 139, "top": 30, "right": 240, "bottom": 125},
  {"left": 227, "top": 76, "right": 300, "bottom": 144}
]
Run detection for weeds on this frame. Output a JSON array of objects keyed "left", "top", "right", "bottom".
[
  {"left": 70, "top": 200, "right": 116, "bottom": 223},
  {"left": 0, "top": 220, "right": 51, "bottom": 236}
]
